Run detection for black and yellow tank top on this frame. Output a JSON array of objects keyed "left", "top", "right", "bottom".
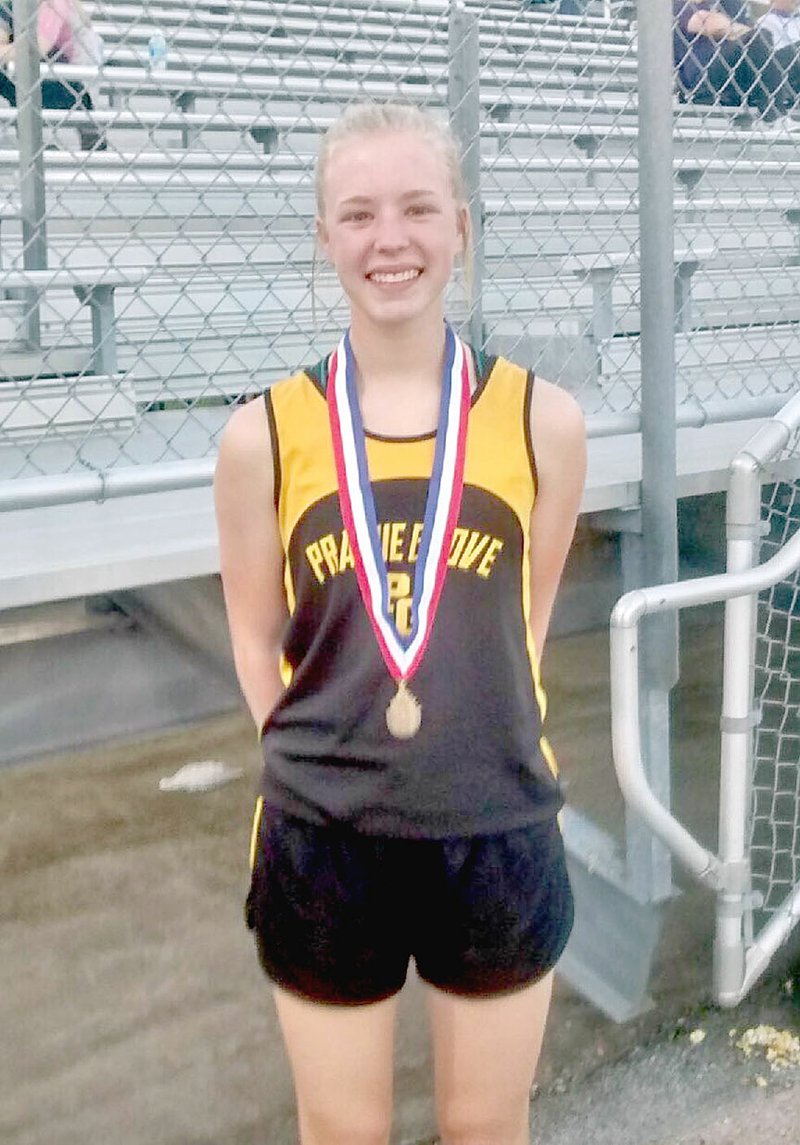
[{"left": 259, "top": 350, "right": 564, "bottom": 837}]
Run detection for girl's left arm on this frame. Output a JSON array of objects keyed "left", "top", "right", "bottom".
[{"left": 527, "top": 379, "right": 587, "bottom": 658}]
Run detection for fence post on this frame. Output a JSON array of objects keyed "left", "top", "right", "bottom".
[
  {"left": 447, "top": 2, "right": 485, "bottom": 351},
  {"left": 713, "top": 452, "right": 761, "bottom": 1003},
  {"left": 14, "top": 0, "right": 47, "bottom": 348},
  {"left": 627, "top": 0, "right": 679, "bottom": 903}
]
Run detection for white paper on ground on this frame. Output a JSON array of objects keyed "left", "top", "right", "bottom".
[{"left": 159, "top": 760, "right": 244, "bottom": 793}]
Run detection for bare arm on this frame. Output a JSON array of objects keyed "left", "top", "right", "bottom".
[
  {"left": 0, "top": 23, "right": 13, "bottom": 67},
  {"left": 527, "top": 380, "right": 587, "bottom": 658},
  {"left": 214, "top": 397, "right": 288, "bottom": 732}
]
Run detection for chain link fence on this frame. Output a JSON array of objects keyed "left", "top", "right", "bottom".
[
  {"left": 751, "top": 459, "right": 800, "bottom": 922},
  {"left": 1, "top": 0, "right": 798, "bottom": 491},
  {"left": 671, "top": 1, "right": 800, "bottom": 414},
  {"left": 0, "top": 0, "right": 646, "bottom": 488}
]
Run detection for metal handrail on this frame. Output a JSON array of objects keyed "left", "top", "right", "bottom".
[
  {"left": 610, "top": 489, "right": 800, "bottom": 891},
  {"left": 0, "top": 393, "right": 791, "bottom": 514}
]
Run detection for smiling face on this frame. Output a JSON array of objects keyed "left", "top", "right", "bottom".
[{"left": 316, "top": 128, "right": 468, "bottom": 334}]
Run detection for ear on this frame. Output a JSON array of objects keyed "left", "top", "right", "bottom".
[{"left": 316, "top": 216, "right": 331, "bottom": 262}]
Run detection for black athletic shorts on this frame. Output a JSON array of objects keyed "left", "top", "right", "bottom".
[{"left": 245, "top": 804, "right": 574, "bottom": 1005}]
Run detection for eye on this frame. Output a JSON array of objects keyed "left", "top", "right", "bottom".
[
  {"left": 407, "top": 202, "right": 438, "bottom": 217},
  {"left": 341, "top": 210, "right": 371, "bottom": 223}
]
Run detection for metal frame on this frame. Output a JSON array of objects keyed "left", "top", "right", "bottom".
[
  {"left": 15, "top": 0, "right": 47, "bottom": 346},
  {"left": 628, "top": 0, "right": 678, "bottom": 905},
  {"left": 611, "top": 391, "right": 800, "bottom": 1006},
  {"left": 0, "top": 391, "right": 790, "bottom": 513},
  {"left": 449, "top": 4, "right": 485, "bottom": 350}
]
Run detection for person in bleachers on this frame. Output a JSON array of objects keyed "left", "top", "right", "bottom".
[
  {"left": 673, "top": 0, "right": 790, "bottom": 123},
  {"left": 758, "top": 0, "right": 800, "bottom": 109},
  {"left": 759, "top": 0, "right": 800, "bottom": 45},
  {"left": 0, "top": 0, "right": 104, "bottom": 149}
]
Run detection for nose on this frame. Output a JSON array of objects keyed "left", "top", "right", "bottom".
[{"left": 374, "top": 210, "right": 409, "bottom": 252}]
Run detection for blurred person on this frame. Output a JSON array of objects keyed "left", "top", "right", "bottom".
[
  {"left": 673, "top": 0, "right": 790, "bottom": 122},
  {"left": 0, "top": 0, "right": 104, "bottom": 149},
  {"left": 759, "top": 0, "right": 800, "bottom": 46},
  {"left": 758, "top": 0, "right": 800, "bottom": 110}
]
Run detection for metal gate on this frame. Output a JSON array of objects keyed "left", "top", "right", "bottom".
[{"left": 612, "top": 392, "right": 800, "bottom": 1006}]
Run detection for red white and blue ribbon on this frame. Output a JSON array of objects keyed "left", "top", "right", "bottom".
[{"left": 327, "top": 324, "right": 470, "bottom": 683}]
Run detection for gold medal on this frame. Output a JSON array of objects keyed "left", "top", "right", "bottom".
[{"left": 386, "top": 679, "right": 422, "bottom": 739}]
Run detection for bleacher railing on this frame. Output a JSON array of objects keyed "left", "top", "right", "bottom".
[{"left": 611, "top": 391, "right": 800, "bottom": 1007}]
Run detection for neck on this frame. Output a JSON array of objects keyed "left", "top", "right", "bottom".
[{"left": 348, "top": 310, "right": 449, "bottom": 396}]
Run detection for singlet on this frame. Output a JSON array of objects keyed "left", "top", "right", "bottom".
[{"left": 258, "top": 349, "right": 564, "bottom": 838}]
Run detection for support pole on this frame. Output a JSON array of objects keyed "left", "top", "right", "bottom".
[
  {"left": 14, "top": 0, "right": 47, "bottom": 347},
  {"left": 713, "top": 454, "right": 761, "bottom": 1004},
  {"left": 74, "top": 284, "right": 118, "bottom": 375},
  {"left": 627, "top": 0, "right": 678, "bottom": 903},
  {"left": 448, "top": 3, "right": 485, "bottom": 351}
]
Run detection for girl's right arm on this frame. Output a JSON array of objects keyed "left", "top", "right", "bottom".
[{"left": 214, "top": 397, "right": 288, "bottom": 734}]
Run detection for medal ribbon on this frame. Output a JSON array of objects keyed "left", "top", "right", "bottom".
[{"left": 327, "top": 324, "right": 470, "bottom": 682}]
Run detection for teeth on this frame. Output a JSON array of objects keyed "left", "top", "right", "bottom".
[{"left": 370, "top": 269, "right": 421, "bottom": 284}]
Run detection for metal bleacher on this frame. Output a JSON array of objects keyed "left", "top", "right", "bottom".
[{"left": 1, "top": 0, "right": 798, "bottom": 613}]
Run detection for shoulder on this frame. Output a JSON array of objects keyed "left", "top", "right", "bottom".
[
  {"left": 215, "top": 393, "right": 273, "bottom": 492},
  {"left": 219, "top": 391, "right": 268, "bottom": 448},
  {"left": 218, "top": 369, "right": 313, "bottom": 450},
  {"left": 270, "top": 367, "right": 317, "bottom": 397},
  {"left": 529, "top": 378, "right": 587, "bottom": 488},
  {"left": 530, "top": 378, "right": 586, "bottom": 447},
  {"left": 216, "top": 366, "right": 325, "bottom": 488},
  {"left": 487, "top": 358, "right": 585, "bottom": 467}
]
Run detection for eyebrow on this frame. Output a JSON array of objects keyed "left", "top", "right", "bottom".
[{"left": 338, "top": 190, "right": 441, "bottom": 207}]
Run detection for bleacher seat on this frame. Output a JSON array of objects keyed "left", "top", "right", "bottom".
[{"left": 0, "top": 0, "right": 797, "bottom": 605}]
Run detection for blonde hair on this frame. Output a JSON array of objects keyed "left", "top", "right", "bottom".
[{"left": 313, "top": 101, "right": 475, "bottom": 314}]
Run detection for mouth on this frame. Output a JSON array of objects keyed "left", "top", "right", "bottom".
[{"left": 366, "top": 268, "right": 423, "bottom": 284}]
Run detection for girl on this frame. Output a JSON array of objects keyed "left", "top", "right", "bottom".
[{"left": 214, "top": 102, "right": 586, "bottom": 1145}]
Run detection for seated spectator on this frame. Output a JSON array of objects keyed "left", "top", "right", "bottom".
[
  {"left": 0, "top": 0, "right": 104, "bottom": 149},
  {"left": 758, "top": 0, "right": 800, "bottom": 109},
  {"left": 673, "top": 0, "right": 789, "bottom": 122}
]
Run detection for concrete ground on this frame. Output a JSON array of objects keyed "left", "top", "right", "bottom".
[{"left": 1, "top": 612, "right": 799, "bottom": 1145}]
